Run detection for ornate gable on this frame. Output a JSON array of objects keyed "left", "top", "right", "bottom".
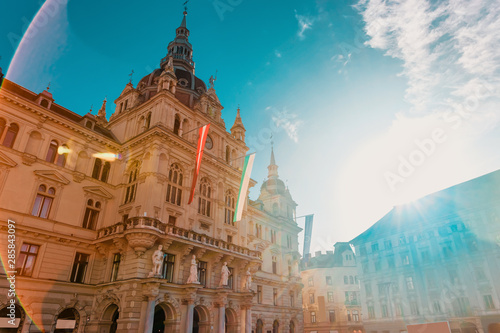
[
  {"left": 33, "top": 170, "right": 70, "bottom": 185},
  {"left": 83, "top": 186, "right": 113, "bottom": 199},
  {"left": 0, "top": 151, "right": 17, "bottom": 168}
]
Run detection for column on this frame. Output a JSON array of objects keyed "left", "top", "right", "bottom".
[
  {"left": 143, "top": 296, "right": 155, "bottom": 333},
  {"left": 185, "top": 300, "right": 195, "bottom": 333},
  {"left": 218, "top": 304, "right": 226, "bottom": 333},
  {"left": 245, "top": 306, "right": 252, "bottom": 333}
]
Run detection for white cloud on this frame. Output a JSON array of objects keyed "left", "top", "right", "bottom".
[
  {"left": 294, "top": 10, "right": 314, "bottom": 40},
  {"left": 271, "top": 108, "right": 303, "bottom": 143},
  {"left": 357, "top": 0, "right": 500, "bottom": 118}
]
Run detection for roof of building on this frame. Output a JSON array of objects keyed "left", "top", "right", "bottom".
[
  {"left": 0, "top": 79, "right": 119, "bottom": 142},
  {"left": 301, "top": 242, "right": 354, "bottom": 270},
  {"left": 351, "top": 169, "right": 500, "bottom": 244}
]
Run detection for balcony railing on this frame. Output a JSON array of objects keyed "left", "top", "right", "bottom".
[
  {"left": 97, "top": 217, "right": 261, "bottom": 259},
  {"left": 345, "top": 300, "right": 361, "bottom": 306}
]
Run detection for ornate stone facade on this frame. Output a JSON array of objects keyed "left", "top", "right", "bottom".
[{"left": 0, "top": 11, "right": 303, "bottom": 333}]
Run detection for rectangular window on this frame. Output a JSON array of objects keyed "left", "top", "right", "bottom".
[
  {"left": 162, "top": 253, "right": 175, "bottom": 282},
  {"left": 484, "top": 295, "right": 495, "bottom": 309},
  {"left": 374, "top": 259, "right": 382, "bottom": 271},
  {"left": 421, "top": 249, "right": 430, "bottom": 262},
  {"left": 197, "top": 261, "right": 207, "bottom": 286},
  {"left": 311, "top": 311, "right": 316, "bottom": 323},
  {"left": 387, "top": 255, "right": 395, "bottom": 268},
  {"left": 327, "top": 292, "right": 334, "bottom": 302},
  {"left": 326, "top": 276, "right": 332, "bottom": 285},
  {"left": 344, "top": 275, "right": 348, "bottom": 284},
  {"left": 273, "top": 288, "right": 278, "bottom": 306},
  {"left": 406, "top": 276, "right": 415, "bottom": 290},
  {"left": 362, "top": 261, "right": 369, "bottom": 273},
  {"left": 329, "top": 310, "right": 336, "bottom": 322},
  {"left": 168, "top": 215, "right": 176, "bottom": 225},
  {"left": 308, "top": 276, "right": 314, "bottom": 286},
  {"left": 401, "top": 253, "right": 410, "bottom": 265},
  {"left": 359, "top": 246, "right": 367, "bottom": 256},
  {"left": 368, "top": 306, "right": 375, "bottom": 319},
  {"left": 347, "top": 310, "right": 351, "bottom": 321},
  {"left": 381, "top": 304, "right": 388, "bottom": 317},
  {"left": 410, "top": 301, "right": 419, "bottom": 315},
  {"left": 17, "top": 243, "right": 39, "bottom": 277},
  {"left": 433, "top": 301, "right": 442, "bottom": 313},
  {"left": 110, "top": 253, "right": 121, "bottom": 282},
  {"left": 290, "top": 291, "right": 295, "bottom": 307},
  {"left": 384, "top": 239, "right": 392, "bottom": 250},
  {"left": 257, "top": 285, "right": 262, "bottom": 304},
  {"left": 371, "top": 242, "right": 379, "bottom": 252},
  {"left": 365, "top": 283, "right": 372, "bottom": 297},
  {"left": 287, "top": 234, "right": 292, "bottom": 249},
  {"left": 353, "top": 310, "right": 359, "bottom": 321},
  {"left": 227, "top": 235, "right": 233, "bottom": 243},
  {"left": 309, "top": 293, "right": 315, "bottom": 304},
  {"left": 70, "top": 252, "right": 90, "bottom": 283},
  {"left": 395, "top": 303, "right": 403, "bottom": 317},
  {"left": 272, "top": 257, "right": 278, "bottom": 274},
  {"left": 228, "top": 267, "right": 234, "bottom": 289}
]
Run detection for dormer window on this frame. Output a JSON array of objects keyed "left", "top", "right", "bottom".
[
  {"left": 85, "top": 121, "right": 93, "bottom": 129},
  {"left": 178, "top": 79, "right": 188, "bottom": 87},
  {"left": 40, "top": 99, "right": 49, "bottom": 108}
]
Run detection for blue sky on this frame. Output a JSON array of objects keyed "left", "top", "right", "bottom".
[{"left": 2, "top": 0, "right": 500, "bottom": 252}]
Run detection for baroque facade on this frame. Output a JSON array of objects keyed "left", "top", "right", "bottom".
[
  {"left": 300, "top": 243, "right": 364, "bottom": 333},
  {"left": 0, "top": 11, "right": 303, "bottom": 333},
  {"left": 350, "top": 170, "right": 500, "bottom": 333}
]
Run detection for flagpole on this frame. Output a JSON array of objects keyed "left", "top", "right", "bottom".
[{"left": 182, "top": 122, "right": 212, "bottom": 136}]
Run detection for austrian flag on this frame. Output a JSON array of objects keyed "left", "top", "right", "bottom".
[
  {"left": 188, "top": 124, "right": 210, "bottom": 204},
  {"left": 234, "top": 153, "right": 256, "bottom": 223}
]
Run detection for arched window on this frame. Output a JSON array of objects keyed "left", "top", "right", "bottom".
[
  {"left": 92, "top": 158, "right": 111, "bottom": 182},
  {"left": 0, "top": 118, "right": 6, "bottom": 138},
  {"left": 256, "top": 319, "right": 264, "bottom": 333},
  {"left": 145, "top": 112, "right": 151, "bottom": 129},
  {"left": 173, "top": 115, "right": 180, "bottom": 135},
  {"left": 198, "top": 178, "right": 212, "bottom": 217},
  {"left": 25, "top": 131, "right": 43, "bottom": 156},
  {"left": 82, "top": 199, "right": 101, "bottom": 230},
  {"left": 31, "top": 185, "right": 55, "bottom": 219},
  {"left": 225, "top": 146, "right": 231, "bottom": 164},
  {"left": 224, "top": 190, "right": 235, "bottom": 226},
  {"left": 166, "top": 164, "right": 183, "bottom": 205},
  {"left": 124, "top": 162, "right": 139, "bottom": 204},
  {"left": 54, "top": 308, "right": 79, "bottom": 333},
  {"left": 45, "top": 140, "right": 59, "bottom": 163},
  {"left": 2, "top": 123, "right": 19, "bottom": 148},
  {"left": 272, "top": 256, "right": 278, "bottom": 274},
  {"left": 273, "top": 320, "right": 279, "bottom": 333},
  {"left": 56, "top": 144, "right": 68, "bottom": 167}
]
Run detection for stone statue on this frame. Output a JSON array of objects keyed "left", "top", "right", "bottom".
[
  {"left": 150, "top": 245, "right": 164, "bottom": 277},
  {"left": 186, "top": 255, "right": 200, "bottom": 284},
  {"left": 167, "top": 55, "right": 173, "bottom": 69},
  {"left": 209, "top": 75, "right": 216, "bottom": 89},
  {"left": 245, "top": 268, "right": 252, "bottom": 290},
  {"left": 219, "top": 262, "right": 230, "bottom": 287}
]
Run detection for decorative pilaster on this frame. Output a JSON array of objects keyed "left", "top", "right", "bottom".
[{"left": 142, "top": 282, "right": 160, "bottom": 333}]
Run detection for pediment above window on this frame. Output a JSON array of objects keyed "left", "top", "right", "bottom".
[
  {"left": 83, "top": 186, "right": 113, "bottom": 199},
  {"left": 33, "top": 170, "right": 70, "bottom": 185},
  {"left": 0, "top": 151, "right": 17, "bottom": 168}
]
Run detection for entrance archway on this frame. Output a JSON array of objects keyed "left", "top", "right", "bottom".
[
  {"left": 54, "top": 308, "right": 79, "bottom": 333},
  {"left": 273, "top": 320, "right": 279, "bottom": 333},
  {"left": 289, "top": 320, "right": 295, "bottom": 333},
  {"left": 0, "top": 305, "right": 25, "bottom": 332},
  {"left": 193, "top": 306, "right": 210, "bottom": 333},
  {"left": 100, "top": 304, "right": 119, "bottom": 333},
  {"left": 256, "top": 319, "right": 264, "bottom": 333},
  {"left": 225, "top": 308, "right": 238, "bottom": 333}
]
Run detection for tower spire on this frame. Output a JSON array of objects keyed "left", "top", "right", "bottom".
[
  {"left": 162, "top": 8, "right": 195, "bottom": 73},
  {"left": 268, "top": 144, "right": 279, "bottom": 178}
]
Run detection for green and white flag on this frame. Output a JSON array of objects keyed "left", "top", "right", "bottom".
[{"left": 234, "top": 153, "right": 255, "bottom": 223}]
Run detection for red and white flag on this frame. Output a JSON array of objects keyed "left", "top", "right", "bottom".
[{"left": 188, "top": 124, "right": 210, "bottom": 204}]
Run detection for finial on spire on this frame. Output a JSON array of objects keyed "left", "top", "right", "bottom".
[
  {"left": 128, "top": 70, "right": 134, "bottom": 84},
  {"left": 46, "top": 82, "right": 51, "bottom": 91},
  {"left": 90, "top": 104, "right": 93, "bottom": 113},
  {"left": 183, "top": 0, "right": 189, "bottom": 12}
]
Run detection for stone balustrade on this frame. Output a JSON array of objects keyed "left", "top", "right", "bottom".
[{"left": 97, "top": 216, "right": 262, "bottom": 259}]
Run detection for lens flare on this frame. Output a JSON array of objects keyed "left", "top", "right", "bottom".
[
  {"left": 57, "top": 146, "right": 71, "bottom": 155},
  {"left": 92, "top": 152, "right": 121, "bottom": 162}
]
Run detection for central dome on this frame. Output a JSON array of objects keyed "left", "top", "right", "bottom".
[{"left": 136, "top": 67, "right": 207, "bottom": 108}]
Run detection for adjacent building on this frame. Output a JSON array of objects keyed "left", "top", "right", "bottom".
[
  {"left": 0, "top": 10, "right": 303, "bottom": 333},
  {"left": 301, "top": 243, "right": 364, "bottom": 333},
  {"left": 351, "top": 170, "right": 500, "bottom": 333}
]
